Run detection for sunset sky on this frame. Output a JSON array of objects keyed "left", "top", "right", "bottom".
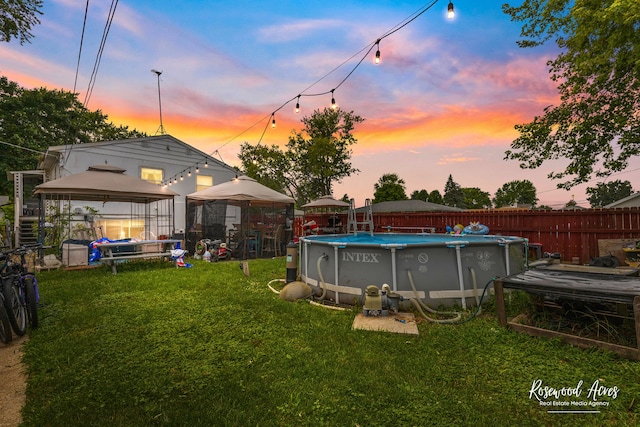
[{"left": 3, "top": 0, "right": 638, "bottom": 208}]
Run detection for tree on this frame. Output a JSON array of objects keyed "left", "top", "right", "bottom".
[
  {"left": 462, "top": 187, "right": 491, "bottom": 209},
  {"left": 236, "top": 143, "right": 289, "bottom": 195},
  {"left": 586, "top": 180, "right": 633, "bottom": 207},
  {"left": 493, "top": 179, "right": 538, "bottom": 208},
  {"left": 428, "top": 190, "right": 443, "bottom": 205},
  {"left": 0, "top": 76, "right": 146, "bottom": 195},
  {"left": 503, "top": 1, "right": 640, "bottom": 190},
  {"left": 239, "top": 108, "right": 363, "bottom": 205},
  {"left": 443, "top": 175, "right": 465, "bottom": 208},
  {"left": 0, "top": 0, "right": 42, "bottom": 44},
  {"left": 410, "top": 189, "right": 429, "bottom": 201},
  {"left": 563, "top": 198, "right": 578, "bottom": 209},
  {"left": 373, "top": 173, "right": 408, "bottom": 203}
]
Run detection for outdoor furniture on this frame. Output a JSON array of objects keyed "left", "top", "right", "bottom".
[
  {"left": 262, "top": 224, "right": 283, "bottom": 256},
  {"left": 494, "top": 269, "right": 640, "bottom": 360},
  {"left": 95, "top": 239, "right": 182, "bottom": 274}
]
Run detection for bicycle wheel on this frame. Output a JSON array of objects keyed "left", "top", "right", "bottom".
[
  {"left": 24, "top": 277, "right": 38, "bottom": 329},
  {"left": 0, "top": 294, "right": 12, "bottom": 343},
  {"left": 1, "top": 278, "right": 27, "bottom": 336}
]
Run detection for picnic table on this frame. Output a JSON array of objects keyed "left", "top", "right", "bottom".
[
  {"left": 96, "top": 239, "right": 182, "bottom": 274},
  {"left": 494, "top": 269, "right": 640, "bottom": 360}
]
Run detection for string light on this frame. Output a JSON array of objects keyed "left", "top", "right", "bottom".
[
  {"left": 153, "top": 2, "right": 453, "bottom": 187},
  {"left": 188, "top": 169, "right": 192, "bottom": 177},
  {"left": 180, "top": 173, "right": 184, "bottom": 181}
]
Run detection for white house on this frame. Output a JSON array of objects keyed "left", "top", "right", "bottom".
[
  {"left": 605, "top": 192, "right": 640, "bottom": 208},
  {"left": 13, "top": 135, "right": 238, "bottom": 245}
]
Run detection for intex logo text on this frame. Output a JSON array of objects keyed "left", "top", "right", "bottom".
[{"left": 341, "top": 252, "right": 380, "bottom": 263}]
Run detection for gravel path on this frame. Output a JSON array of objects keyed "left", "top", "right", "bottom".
[{"left": 0, "top": 336, "right": 27, "bottom": 427}]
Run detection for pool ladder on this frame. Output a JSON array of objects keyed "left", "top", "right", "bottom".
[{"left": 346, "top": 198, "right": 374, "bottom": 236}]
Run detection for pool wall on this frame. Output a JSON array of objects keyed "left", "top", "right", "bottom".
[{"left": 299, "top": 233, "right": 526, "bottom": 308}]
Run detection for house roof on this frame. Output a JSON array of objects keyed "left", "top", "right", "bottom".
[
  {"left": 38, "top": 135, "right": 235, "bottom": 174},
  {"left": 355, "top": 199, "right": 463, "bottom": 213},
  {"left": 34, "top": 165, "right": 178, "bottom": 203},
  {"left": 605, "top": 192, "right": 640, "bottom": 208}
]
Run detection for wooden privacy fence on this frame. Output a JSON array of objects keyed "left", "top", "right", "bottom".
[{"left": 302, "top": 208, "right": 640, "bottom": 264}]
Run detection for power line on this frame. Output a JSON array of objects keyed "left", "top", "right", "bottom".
[
  {"left": 84, "top": 0, "right": 119, "bottom": 106},
  {"left": 73, "top": 0, "right": 90, "bottom": 94}
]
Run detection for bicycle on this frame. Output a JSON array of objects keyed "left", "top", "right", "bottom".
[
  {"left": 0, "top": 244, "right": 41, "bottom": 335},
  {"left": 0, "top": 291, "right": 12, "bottom": 343}
]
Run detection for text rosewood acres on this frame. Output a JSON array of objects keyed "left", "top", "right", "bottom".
[{"left": 529, "top": 379, "right": 619, "bottom": 407}]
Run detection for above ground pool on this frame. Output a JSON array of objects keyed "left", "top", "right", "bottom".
[{"left": 299, "top": 233, "right": 526, "bottom": 308}]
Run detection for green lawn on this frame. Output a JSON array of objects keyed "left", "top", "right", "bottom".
[{"left": 20, "top": 258, "right": 640, "bottom": 426}]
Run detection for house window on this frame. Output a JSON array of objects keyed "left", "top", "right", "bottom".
[
  {"left": 196, "top": 175, "right": 213, "bottom": 192},
  {"left": 141, "top": 167, "right": 163, "bottom": 184},
  {"left": 96, "top": 219, "right": 145, "bottom": 240}
]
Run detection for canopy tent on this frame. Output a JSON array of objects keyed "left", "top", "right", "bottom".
[
  {"left": 34, "top": 165, "right": 178, "bottom": 247},
  {"left": 188, "top": 175, "right": 294, "bottom": 205},
  {"left": 301, "top": 195, "right": 349, "bottom": 234},
  {"left": 34, "top": 165, "right": 177, "bottom": 203},
  {"left": 301, "top": 195, "right": 350, "bottom": 209},
  {"left": 186, "top": 176, "right": 294, "bottom": 259}
]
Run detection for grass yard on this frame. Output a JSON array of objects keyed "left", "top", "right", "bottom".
[{"left": 19, "top": 258, "right": 640, "bottom": 426}]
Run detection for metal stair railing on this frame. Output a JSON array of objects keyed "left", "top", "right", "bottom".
[{"left": 346, "top": 198, "right": 374, "bottom": 236}]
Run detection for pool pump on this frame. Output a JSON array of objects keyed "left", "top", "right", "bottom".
[{"left": 362, "top": 284, "right": 403, "bottom": 316}]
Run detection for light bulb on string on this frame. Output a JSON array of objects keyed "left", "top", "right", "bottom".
[
  {"left": 180, "top": 173, "right": 184, "bottom": 181},
  {"left": 173, "top": 177, "right": 177, "bottom": 184},
  {"left": 330, "top": 90, "right": 337, "bottom": 110},
  {"left": 447, "top": 2, "right": 454, "bottom": 19},
  {"left": 195, "top": 164, "right": 200, "bottom": 173},
  {"left": 204, "top": 160, "right": 208, "bottom": 168},
  {"left": 271, "top": 114, "right": 276, "bottom": 128},
  {"left": 375, "top": 40, "right": 381, "bottom": 64},
  {"left": 188, "top": 169, "right": 192, "bottom": 177},
  {"left": 295, "top": 95, "right": 300, "bottom": 113}
]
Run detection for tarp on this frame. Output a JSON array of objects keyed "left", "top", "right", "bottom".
[
  {"left": 302, "top": 195, "right": 350, "bottom": 208},
  {"left": 187, "top": 175, "right": 294, "bottom": 206},
  {"left": 34, "top": 165, "right": 177, "bottom": 203}
]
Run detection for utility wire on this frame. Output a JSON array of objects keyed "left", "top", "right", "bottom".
[
  {"left": 84, "top": 0, "right": 119, "bottom": 106},
  {"left": 73, "top": 0, "right": 90, "bottom": 94},
  {"left": 0, "top": 140, "right": 52, "bottom": 156}
]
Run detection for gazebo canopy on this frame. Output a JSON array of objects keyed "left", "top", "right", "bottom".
[
  {"left": 302, "top": 195, "right": 350, "bottom": 209},
  {"left": 187, "top": 175, "right": 294, "bottom": 206},
  {"left": 34, "top": 165, "right": 177, "bottom": 203}
]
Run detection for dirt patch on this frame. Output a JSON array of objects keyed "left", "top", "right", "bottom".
[{"left": 0, "top": 335, "right": 27, "bottom": 427}]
